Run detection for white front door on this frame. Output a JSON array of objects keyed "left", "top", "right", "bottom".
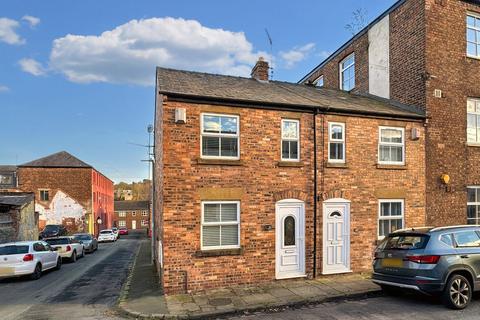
[
  {"left": 131, "top": 220, "right": 136, "bottom": 230},
  {"left": 275, "top": 201, "right": 305, "bottom": 279},
  {"left": 322, "top": 199, "right": 351, "bottom": 275}
]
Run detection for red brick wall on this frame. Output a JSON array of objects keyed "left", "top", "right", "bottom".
[
  {"left": 157, "top": 98, "right": 426, "bottom": 294},
  {"left": 92, "top": 170, "right": 114, "bottom": 231},
  {"left": 114, "top": 210, "right": 150, "bottom": 230}
]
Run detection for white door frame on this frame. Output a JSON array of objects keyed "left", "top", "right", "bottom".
[
  {"left": 275, "top": 199, "right": 306, "bottom": 279},
  {"left": 322, "top": 198, "right": 351, "bottom": 275},
  {"left": 131, "top": 220, "right": 137, "bottom": 230}
]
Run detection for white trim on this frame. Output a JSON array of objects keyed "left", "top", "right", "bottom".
[
  {"left": 314, "top": 75, "right": 324, "bottom": 87},
  {"left": 467, "top": 186, "right": 480, "bottom": 224},
  {"left": 339, "top": 53, "right": 355, "bottom": 91},
  {"left": 281, "top": 119, "right": 300, "bottom": 162},
  {"left": 467, "top": 98, "right": 480, "bottom": 143},
  {"left": 328, "top": 122, "right": 346, "bottom": 163},
  {"left": 200, "top": 113, "right": 240, "bottom": 160},
  {"left": 467, "top": 13, "right": 480, "bottom": 59},
  {"left": 378, "top": 126, "right": 405, "bottom": 165},
  {"left": 378, "top": 199, "right": 405, "bottom": 240},
  {"left": 200, "top": 201, "right": 240, "bottom": 251},
  {"left": 275, "top": 200, "right": 306, "bottom": 279}
]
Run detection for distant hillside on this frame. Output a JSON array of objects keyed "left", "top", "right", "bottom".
[{"left": 114, "top": 179, "right": 151, "bottom": 201}]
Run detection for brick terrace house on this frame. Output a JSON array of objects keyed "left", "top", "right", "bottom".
[
  {"left": 300, "top": 0, "right": 480, "bottom": 227},
  {"left": 153, "top": 61, "right": 427, "bottom": 294},
  {"left": 17, "top": 151, "right": 114, "bottom": 234},
  {"left": 114, "top": 200, "right": 150, "bottom": 230},
  {"left": 0, "top": 192, "right": 37, "bottom": 244}
]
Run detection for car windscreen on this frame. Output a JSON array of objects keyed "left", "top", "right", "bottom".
[
  {"left": 45, "top": 238, "right": 70, "bottom": 245},
  {"left": 74, "top": 235, "right": 91, "bottom": 240},
  {"left": 0, "top": 245, "right": 29, "bottom": 255},
  {"left": 100, "top": 231, "right": 112, "bottom": 234},
  {"left": 380, "top": 234, "right": 430, "bottom": 250}
]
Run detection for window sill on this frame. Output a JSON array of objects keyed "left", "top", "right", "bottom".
[
  {"left": 376, "top": 164, "right": 407, "bottom": 170},
  {"left": 467, "top": 142, "right": 480, "bottom": 148},
  {"left": 277, "top": 161, "right": 304, "bottom": 167},
  {"left": 197, "top": 158, "right": 243, "bottom": 166},
  {"left": 467, "top": 54, "right": 480, "bottom": 61},
  {"left": 326, "top": 162, "right": 348, "bottom": 169},
  {"left": 194, "top": 248, "right": 243, "bottom": 257}
]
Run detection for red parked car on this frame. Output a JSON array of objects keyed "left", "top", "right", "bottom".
[{"left": 119, "top": 227, "right": 129, "bottom": 235}]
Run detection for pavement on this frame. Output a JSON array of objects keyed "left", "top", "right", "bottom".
[
  {"left": 0, "top": 231, "right": 145, "bottom": 320},
  {"left": 119, "top": 245, "right": 380, "bottom": 319}
]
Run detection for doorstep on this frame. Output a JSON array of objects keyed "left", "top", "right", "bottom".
[{"left": 119, "top": 259, "right": 380, "bottom": 320}]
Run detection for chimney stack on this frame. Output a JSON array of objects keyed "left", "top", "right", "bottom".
[{"left": 251, "top": 57, "right": 269, "bottom": 81}]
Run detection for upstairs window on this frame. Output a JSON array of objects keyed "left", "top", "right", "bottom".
[
  {"left": 467, "top": 98, "right": 480, "bottom": 144},
  {"left": 467, "top": 14, "right": 480, "bottom": 58},
  {"left": 201, "top": 114, "right": 239, "bottom": 159},
  {"left": 328, "top": 122, "right": 345, "bottom": 163},
  {"left": 118, "top": 211, "right": 126, "bottom": 218},
  {"left": 315, "top": 75, "right": 324, "bottom": 87},
  {"left": 201, "top": 201, "right": 240, "bottom": 250},
  {"left": 378, "top": 127, "right": 405, "bottom": 165},
  {"left": 281, "top": 119, "right": 300, "bottom": 161},
  {"left": 39, "top": 189, "right": 49, "bottom": 201},
  {"left": 340, "top": 53, "right": 355, "bottom": 91}
]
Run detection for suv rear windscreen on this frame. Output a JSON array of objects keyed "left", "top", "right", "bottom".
[
  {"left": 45, "top": 238, "right": 70, "bottom": 245},
  {"left": 0, "top": 245, "right": 29, "bottom": 255},
  {"left": 380, "top": 234, "right": 430, "bottom": 250}
]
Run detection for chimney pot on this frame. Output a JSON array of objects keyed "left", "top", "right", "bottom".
[{"left": 251, "top": 57, "right": 269, "bottom": 81}]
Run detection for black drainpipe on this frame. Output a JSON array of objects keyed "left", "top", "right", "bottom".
[{"left": 313, "top": 108, "right": 318, "bottom": 278}]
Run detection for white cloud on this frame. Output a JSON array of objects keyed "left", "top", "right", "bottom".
[
  {"left": 48, "top": 17, "right": 268, "bottom": 85},
  {"left": 317, "top": 50, "right": 331, "bottom": 60},
  {"left": 22, "top": 15, "right": 40, "bottom": 28},
  {"left": 0, "top": 85, "right": 9, "bottom": 92},
  {"left": 0, "top": 18, "right": 24, "bottom": 45},
  {"left": 279, "top": 43, "right": 316, "bottom": 69},
  {"left": 19, "top": 58, "right": 46, "bottom": 76}
]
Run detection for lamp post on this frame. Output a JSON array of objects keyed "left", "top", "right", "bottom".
[{"left": 96, "top": 216, "right": 102, "bottom": 238}]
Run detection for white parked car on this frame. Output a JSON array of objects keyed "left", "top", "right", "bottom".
[
  {"left": 0, "top": 241, "right": 62, "bottom": 280},
  {"left": 98, "top": 229, "right": 116, "bottom": 242},
  {"left": 44, "top": 237, "right": 85, "bottom": 262}
]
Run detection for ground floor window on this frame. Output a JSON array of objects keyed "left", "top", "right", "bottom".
[
  {"left": 141, "top": 220, "right": 148, "bottom": 226},
  {"left": 378, "top": 199, "right": 404, "bottom": 239},
  {"left": 118, "top": 220, "right": 126, "bottom": 227},
  {"left": 467, "top": 186, "right": 480, "bottom": 224},
  {"left": 201, "top": 201, "right": 240, "bottom": 250}
]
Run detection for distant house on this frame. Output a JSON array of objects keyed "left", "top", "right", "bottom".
[
  {"left": 0, "top": 166, "right": 17, "bottom": 190},
  {"left": 0, "top": 192, "right": 37, "bottom": 243},
  {"left": 17, "top": 151, "right": 114, "bottom": 235},
  {"left": 114, "top": 200, "right": 150, "bottom": 230},
  {"left": 114, "top": 189, "right": 133, "bottom": 201}
]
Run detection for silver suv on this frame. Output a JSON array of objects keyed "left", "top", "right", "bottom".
[{"left": 373, "top": 225, "right": 480, "bottom": 309}]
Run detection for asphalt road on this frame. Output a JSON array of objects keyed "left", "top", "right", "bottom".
[
  {"left": 0, "top": 232, "right": 145, "bottom": 320},
  {"left": 228, "top": 292, "right": 480, "bottom": 320}
]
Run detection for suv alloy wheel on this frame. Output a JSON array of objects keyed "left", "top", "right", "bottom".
[{"left": 442, "top": 274, "right": 472, "bottom": 309}]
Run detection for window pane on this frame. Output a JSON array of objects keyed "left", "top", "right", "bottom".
[
  {"left": 202, "top": 226, "right": 220, "bottom": 247},
  {"left": 468, "top": 28, "right": 476, "bottom": 42},
  {"left": 282, "top": 141, "right": 290, "bottom": 159},
  {"left": 221, "top": 225, "right": 238, "bottom": 246},
  {"left": 379, "top": 220, "right": 389, "bottom": 237},
  {"left": 467, "top": 204, "right": 476, "bottom": 219},
  {"left": 220, "top": 137, "right": 238, "bottom": 157},
  {"left": 331, "top": 125, "right": 343, "bottom": 140},
  {"left": 454, "top": 231, "right": 480, "bottom": 247},
  {"left": 220, "top": 117, "right": 237, "bottom": 134},
  {"left": 220, "top": 204, "right": 237, "bottom": 222},
  {"left": 468, "top": 15, "right": 476, "bottom": 27},
  {"left": 204, "top": 204, "right": 220, "bottom": 223},
  {"left": 391, "top": 202, "right": 402, "bottom": 216},
  {"left": 284, "top": 216, "right": 296, "bottom": 246},
  {"left": 330, "top": 142, "right": 344, "bottom": 160},
  {"left": 468, "top": 114, "right": 476, "bottom": 128},
  {"left": 468, "top": 42, "right": 477, "bottom": 56},
  {"left": 380, "top": 146, "right": 403, "bottom": 162},
  {"left": 282, "top": 121, "right": 298, "bottom": 139},
  {"left": 468, "top": 188, "right": 476, "bottom": 202},
  {"left": 468, "top": 99, "right": 476, "bottom": 112},
  {"left": 381, "top": 129, "right": 402, "bottom": 143},
  {"left": 203, "top": 115, "right": 220, "bottom": 133},
  {"left": 380, "top": 203, "right": 390, "bottom": 217},
  {"left": 289, "top": 141, "right": 299, "bottom": 159},
  {"left": 202, "top": 136, "right": 220, "bottom": 156}
]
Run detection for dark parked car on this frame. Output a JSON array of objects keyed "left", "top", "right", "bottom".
[
  {"left": 39, "top": 224, "right": 68, "bottom": 239},
  {"left": 373, "top": 225, "right": 480, "bottom": 309},
  {"left": 73, "top": 233, "right": 98, "bottom": 253}
]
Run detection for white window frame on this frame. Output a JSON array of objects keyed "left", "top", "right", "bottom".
[
  {"left": 467, "top": 98, "right": 480, "bottom": 144},
  {"left": 118, "top": 220, "right": 126, "bottom": 227},
  {"left": 201, "top": 201, "right": 240, "bottom": 250},
  {"left": 467, "top": 12, "right": 480, "bottom": 59},
  {"left": 378, "top": 199, "right": 405, "bottom": 240},
  {"left": 141, "top": 220, "right": 149, "bottom": 226},
  {"left": 328, "top": 122, "right": 346, "bottom": 163},
  {"left": 131, "top": 211, "right": 136, "bottom": 217},
  {"left": 315, "top": 75, "right": 324, "bottom": 87},
  {"left": 467, "top": 186, "right": 480, "bottom": 224},
  {"left": 200, "top": 113, "right": 240, "bottom": 160},
  {"left": 378, "top": 126, "right": 405, "bottom": 165},
  {"left": 118, "top": 211, "right": 126, "bottom": 218},
  {"left": 142, "top": 210, "right": 148, "bottom": 217},
  {"left": 281, "top": 119, "right": 300, "bottom": 162},
  {"left": 339, "top": 53, "right": 355, "bottom": 91}
]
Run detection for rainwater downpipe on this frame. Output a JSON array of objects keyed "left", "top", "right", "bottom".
[{"left": 313, "top": 108, "right": 318, "bottom": 278}]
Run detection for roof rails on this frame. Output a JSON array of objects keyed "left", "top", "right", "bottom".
[
  {"left": 430, "top": 225, "right": 480, "bottom": 232},
  {"left": 392, "top": 226, "right": 434, "bottom": 233}
]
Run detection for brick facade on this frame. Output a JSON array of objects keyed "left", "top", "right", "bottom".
[{"left": 155, "top": 97, "right": 425, "bottom": 294}]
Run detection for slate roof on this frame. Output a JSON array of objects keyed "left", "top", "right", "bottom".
[
  {"left": 0, "top": 166, "right": 16, "bottom": 173},
  {"left": 0, "top": 192, "right": 34, "bottom": 207},
  {"left": 156, "top": 67, "right": 425, "bottom": 120},
  {"left": 114, "top": 200, "right": 150, "bottom": 211},
  {"left": 20, "top": 151, "right": 92, "bottom": 168}
]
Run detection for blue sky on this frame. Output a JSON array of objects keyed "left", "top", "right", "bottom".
[{"left": 0, "top": 0, "right": 396, "bottom": 183}]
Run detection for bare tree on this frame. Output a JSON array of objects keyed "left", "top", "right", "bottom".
[{"left": 345, "top": 8, "right": 368, "bottom": 35}]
